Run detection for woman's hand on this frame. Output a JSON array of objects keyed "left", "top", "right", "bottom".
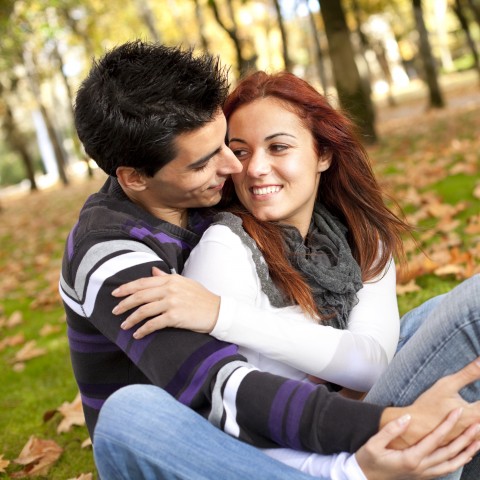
[
  {"left": 357, "top": 408, "right": 480, "bottom": 479},
  {"left": 112, "top": 267, "right": 220, "bottom": 338}
]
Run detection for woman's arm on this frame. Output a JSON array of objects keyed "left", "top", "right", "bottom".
[
  {"left": 184, "top": 225, "right": 399, "bottom": 391},
  {"left": 115, "top": 224, "right": 399, "bottom": 391}
]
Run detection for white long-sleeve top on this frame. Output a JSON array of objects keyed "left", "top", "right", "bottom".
[{"left": 183, "top": 223, "right": 400, "bottom": 479}]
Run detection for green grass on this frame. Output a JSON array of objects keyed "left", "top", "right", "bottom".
[{"left": 1, "top": 86, "right": 479, "bottom": 477}]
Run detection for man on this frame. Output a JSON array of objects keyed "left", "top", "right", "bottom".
[{"left": 60, "top": 41, "right": 480, "bottom": 478}]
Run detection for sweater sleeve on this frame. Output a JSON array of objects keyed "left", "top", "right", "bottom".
[
  {"left": 60, "top": 233, "right": 383, "bottom": 454},
  {"left": 183, "top": 225, "right": 399, "bottom": 392}
]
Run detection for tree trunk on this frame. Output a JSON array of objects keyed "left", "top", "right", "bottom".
[
  {"left": 319, "top": 0, "right": 377, "bottom": 143},
  {"left": 412, "top": 0, "right": 445, "bottom": 108},
  {"left": 453, "top": 0, "right": 480, "bottom": 80},
  {"left": 466, "top": 0, "right": 480, "bottom": 28},
  {"left": 208, "top": 0, "right": 256, "bottom": 77},
  {"left": 192, "top": 0, "right": 210, "bottom": 51},
  {"left": 134, "top": 0, "right": 162, "bottom": 42},
  {"left": 272, "top": 0, "right": 293, "bottom": 71},
  {"left": 3, "top": 103, "right": 38, "bottom": 191},
  {"left": 306, "top": 0, "right": 328, "bottom": 93}
]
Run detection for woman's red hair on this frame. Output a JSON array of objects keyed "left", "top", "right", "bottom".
[{"left": 222, "top": 71, "right": 410, "bottom": 318}]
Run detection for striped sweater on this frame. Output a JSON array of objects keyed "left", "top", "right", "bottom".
[{"left": 59, "top": 177, "right": 384, "bottom": 454}]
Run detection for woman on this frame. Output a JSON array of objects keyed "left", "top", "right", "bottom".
[{"left": 113, "top": 71, "right": 480, "bottom": 478}]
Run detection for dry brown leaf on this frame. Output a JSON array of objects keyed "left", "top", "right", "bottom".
[
  {"left": 12, "top": 363, "right": 26, "bottom": 372},
  {"left": 434, "top": 264, "right": 464, "bottom": 277},
  {"left": 0, "top": 333, "right": 25, "bottom": 352},
  {"left": 81, "top": 437, "right": 92, "bottom": 449},
  {"left": 12, "top": 436, "right": 62, "bottom": 477},
  {"left": 39, "top": 324, "right": 61, "bottom": 337},
  {"left": 396, "top": 280, "right": 421, "bottom": 295},
  {"left": 11, "top": 341, "right": 47, "bottom": 364},
  {"left": 0, "top": 454, "right": 10, "bottom": 473},
  {"left": 474, "top": 182, "right": 480, "bottom": 200},
  {"left": 56, "top": 393, "right": 86, "bottom": 433},
  {"left": 67, "top": 473, "right": 93, "bottom": 480},
  {"left": 7, "top": 311, "right": 23, "bottom": 328}
]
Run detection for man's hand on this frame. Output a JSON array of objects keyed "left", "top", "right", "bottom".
[
  {"left": 380, "top": 358, "right": 480, "bottom": 450},
  {"left": 357, "top": 408, "right": 480, "bottom": 479},
  {"left": 112, "top": 267, "right": 220, "bottom": 338}
]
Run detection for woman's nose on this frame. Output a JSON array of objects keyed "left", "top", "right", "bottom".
[{"left": 246, "top": 151, "right": 270, "bottom": 177}]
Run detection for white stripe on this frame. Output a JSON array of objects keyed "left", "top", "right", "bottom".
[
  {"left": 222, "top": 366, "right": 256, "bottom": 438},
  {"left": 59, "top": 251, "right": 160, "bottom": 317}
]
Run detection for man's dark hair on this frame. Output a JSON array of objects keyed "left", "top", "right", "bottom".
[{"left": 74, "top": 40, "right": 229, "bottom": 177}]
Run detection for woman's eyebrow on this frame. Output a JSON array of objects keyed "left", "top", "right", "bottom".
[
  {"left": 265, "top": 132, "right": 296, "bottom": 141},
  {"left": 228, "top": 137, "right": 247, "bottom": 144}
]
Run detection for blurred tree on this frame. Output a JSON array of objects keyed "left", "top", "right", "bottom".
[
  {"left": 192, "top": 0, "right": 210, "bottom": 51},
  {"left": 208, "top": 0, "right": 257, "bottom": 76},
  {"left": 272, "top": 0, "right": 293, "bottom": 71},
  {"left": 0, "top": 81, "right": 38, "bottom": 191},
  {"left": 412, "top": 0, "right": 445, "bottom": 108},
  {"left": 134, "top": 0, "right": 162, "bottom": 42},
  {"left": 452, "top": 0, "right": 480, "bottom": 80},
  {"left": 319, "top": 0, "right": 377, "bottom": 143},
  {"left": 304, "top": 0, "right": 329, "bottom": 93}
]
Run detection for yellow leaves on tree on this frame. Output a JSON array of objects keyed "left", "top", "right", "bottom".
[{"left": 11, "top": 436, "right": 62, "bottom": 478}]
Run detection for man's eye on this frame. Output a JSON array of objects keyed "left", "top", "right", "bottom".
[{"left": 194, "top": 163, "right": 209, "bottom": 171}]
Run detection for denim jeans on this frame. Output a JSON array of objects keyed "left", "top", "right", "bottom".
[
  {"left": 94, "top": 384, "right": 317, "bottom": 480},
  {"left": 94, "top": 275, "right": 480, "bottom": 479},
  {"left": 365, "top": 274, "right": 480, "bottom": 479}
]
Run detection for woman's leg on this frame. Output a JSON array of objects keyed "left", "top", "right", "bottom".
[
  {"left": 93, "top": 384, "right": 316, "bottom": 480},
  {"left": 365, "top": 275, "right": 480, "bottom": 479}
]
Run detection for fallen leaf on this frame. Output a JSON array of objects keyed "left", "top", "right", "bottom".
[
  {"left": 0, "top": 454, "right": 10, "bottom": 473},
  {"left": 56, "top": 393, "right": 86, "bottom": 433},
  {"left": 396, "top": 280, "right": 421, "bottom": 295},
  {"left": 11, "top": 341, "right": 47, "bottom": 364},
  {"left": 39, "top": 324, "right": 61, "bottom": 337},
  {"left": 0, "top": 333, "right": 25, "bottom": 352},
  {"left": 81, "top": 437, "right": 92, "bottom": 449},
  {"left": 12, "top": 436, "right": 62, "bottom": 477},
  {"left": 7, "top": 311, "right": 23, "bottom": 328},
  {"left": 67, "top": 473, "right": 93, "bottom": 480}
]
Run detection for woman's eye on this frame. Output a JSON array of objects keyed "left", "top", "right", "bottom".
[
  {"left": 270, "top": 144, "right": 288, "bottom": 153},
  {"left": 232, "top": 149, "right": 248, "bottom": 160}
]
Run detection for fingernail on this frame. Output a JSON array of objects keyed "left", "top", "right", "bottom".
[
  {"left": 398, "top": 414, "right": 411, "bottom": 425},
  {"left": 120, "top": 322, "right": 126, "bottom": 329},
  {"left": 112, "top": 288, "right": 119, "bottom": 296},
  {"left": 112, "top": 306, "right": 119, "bottom": 314},
  {"left": 133, "top": 332, "right": 139, "bottom": 339}
]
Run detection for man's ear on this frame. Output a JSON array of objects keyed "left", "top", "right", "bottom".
[
  {"left": 116, "top": 167, "right": 147, "bottom": 192},
  {"left": 317, "top": 150, "right": 332, "bottom": 173}
]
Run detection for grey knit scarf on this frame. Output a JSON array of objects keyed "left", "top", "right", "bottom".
[{"left": 213, "top": 205, "right": 362, "bottom": 330}]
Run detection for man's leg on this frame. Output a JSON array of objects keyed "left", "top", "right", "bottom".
[
  {"left": 94, "top": 384, "right": 316, "bottom": 480},
  {"left": 365, "top": 275, "right": 480, "bottom": 479}
]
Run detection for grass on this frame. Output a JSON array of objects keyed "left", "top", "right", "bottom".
[{"left": 0, "top": 82, "right": 479, "bottom": 478}]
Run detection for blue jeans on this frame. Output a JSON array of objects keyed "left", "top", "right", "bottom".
[
  {"left": 94, "top": 275, "right": 480, "bottom": 479},
  {"left": 94, "top": 384, "right": 317, "bottom": 479},
  {"left": 365, "top": 274, "right": 480, "bottom": 479}
]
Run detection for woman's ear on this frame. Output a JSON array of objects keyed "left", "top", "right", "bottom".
[
  {"left": 317, "top": 150, "right": 332, "bottom": 173},
  {"left": 116, "top": 167, "right": 147, "bottom": 192}
]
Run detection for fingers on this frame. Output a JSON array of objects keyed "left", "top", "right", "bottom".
[
  {"left": 132, "top": 315, "right": 168, "bottom": 339},
  {"left": 119, "top": 299, "right": 166, "bottom": 330},
  {"left": 367, "top": 414, "right": 412, "bottom": 450},
  {"left": 152, "top": 266, "right": 166, "bottom": 277},
  {"left": 444, "top": 358, "right": 480, "bottom": 391},
  {"left": 112, "top": 273, "right": 169, "bottom": 297}
]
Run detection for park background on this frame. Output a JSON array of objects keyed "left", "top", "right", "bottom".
[{"left": 0, "top": 0, "right": 479, "bottom": 477}]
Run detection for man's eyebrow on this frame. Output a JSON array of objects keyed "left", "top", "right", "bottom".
[{"left": 188, "top": 146, "right": 222, "bottom": 169}]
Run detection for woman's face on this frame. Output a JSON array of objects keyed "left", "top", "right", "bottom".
[{"left": 228, "top": 97, "right": 331, "bottom": 237}]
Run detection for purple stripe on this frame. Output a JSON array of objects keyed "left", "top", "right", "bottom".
[
  {"left": 69, "top": 338, "right": 121, "bottom": 353},
  {"left": 129, "top": 331, "right": 156, "bottom": 363},
  {"left": 268, "top": 380, "right": 298, "bottom": 445},
  {"left": 285, "top": 382, "right": 315, "bottom": 450},
  {"left": 68, "top": 326, "right": 113, "bottom": 345},
  {"left": 129, "top": 227, "right": 188, "bottom": 249},
  {"left": 116, "top": 328, "right": 131, "bottom": 351},
  {"left": 166, "top": 340, "right": 234, "bottom": 396},
  {"left": 81, "top": 393, "right": 106, "bottom": 410},
  {"left": 178, "top": 344, "right": 239, "bottom": 405},
  {"left": 67, "top": 222, "right": 79, "bottom": 260},
  {"left": 78, "top": 382, "right": 125, "bottom": 396}
]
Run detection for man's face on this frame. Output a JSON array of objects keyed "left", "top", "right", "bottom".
[{"left": 141, "top": 110, "right": 242, "bottom": 223}]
